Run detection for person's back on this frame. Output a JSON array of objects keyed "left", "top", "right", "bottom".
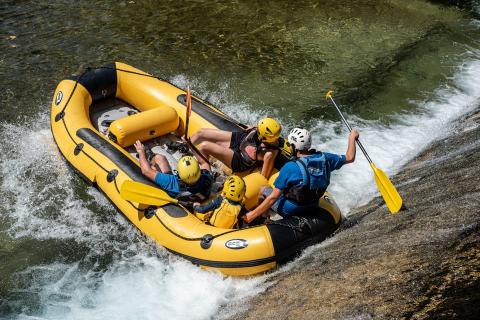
[{"left": 280, "top": 151, "right": 346, "bottom": 210}]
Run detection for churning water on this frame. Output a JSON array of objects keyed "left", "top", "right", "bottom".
[{"left": 1, "top": 1, "right": 480, "bottom": 319}]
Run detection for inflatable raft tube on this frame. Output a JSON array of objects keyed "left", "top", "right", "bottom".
[{"left": 50, "top": 62, "right": 342, "bottom": 276}]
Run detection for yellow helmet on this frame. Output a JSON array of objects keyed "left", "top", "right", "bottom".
[
  {"left": 222, "top": 175, "right": 246, "bottom": 202},
  {"left": 177, "top": 156, "right": 201, "bottom": 185},
  {"left": 257, "top": 118, "right": 281, "bottom": 143}
]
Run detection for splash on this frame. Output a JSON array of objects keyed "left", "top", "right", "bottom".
[
  {"left": 319, "top": 59, "right": 480, "bottom": 214},
  {"left": 0, "top": 115, "right": 264, "bottom": 320},
  {"left": 11, "top": 256, "right": 265, "bottom": 320}
]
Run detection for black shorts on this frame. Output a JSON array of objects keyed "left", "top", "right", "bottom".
[
  {"left": 229, "top": 131, "right": 248, "bottom": 150},
  {"left": 230, "top": 131, "right": 254, "bottom": 172}
]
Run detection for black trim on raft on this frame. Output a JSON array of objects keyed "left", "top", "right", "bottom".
[
  {"left": 267, "top": 210, "right": 338, "bottom": 264},
  {"left": 68, "top": 63, "right": 117, "bottom": 103},
  {"left": 76, "top": 127, "right": 155, "bottom": 187},
  {"left": 161, "top": 204, "right": 188, "bottom": 218},
  {"left": 166, "top": 248, "right": 275, "bottom": 268},
  {"left": 75, "top": 127, "right": 193, "bottom": 218},
  {"left": 51, "top": 128, "right": 95, "bottom": 186},
  {"left": 177, "top": 94, "right": 245, "bottom": 132}
]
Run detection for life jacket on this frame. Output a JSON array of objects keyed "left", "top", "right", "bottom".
[
  {"left": 238, "top": 129, "right": 260, "bottom": 168},
  {"left": 238, "top": 128, "right": 280, "bottom": 169},
  {"left": 284, "top": 153, "right": 330, "bottom": 205},
  {"left": 176, "top": 170, "right": 213, "bottom": 202},
  {"left": 208, "top": 198, "right": 242, "bottom": 229}
]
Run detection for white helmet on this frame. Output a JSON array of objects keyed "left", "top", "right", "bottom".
[{"left": 288, "top": 128, "right": 312, "bottom": 151}]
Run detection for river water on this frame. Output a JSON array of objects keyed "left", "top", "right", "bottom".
[{"left": 1, "top": 1, "right": 480, "bottom": 319}]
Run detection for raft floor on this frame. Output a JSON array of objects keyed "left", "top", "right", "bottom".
[{"left": 90, "top": 98, "right": 281, "bottom": 220}]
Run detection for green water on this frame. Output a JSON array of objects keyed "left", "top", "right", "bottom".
[
  {"left": 1, "top": 1, "right": 480, "bottom": 319},
  {"left": 1, "top": 1, "right": 478, "bottom": 121}
]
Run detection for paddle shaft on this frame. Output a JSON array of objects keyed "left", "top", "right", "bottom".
[
  {"left": 327, "top": 96, "right": 373, "bottom": 164},
  {"left": 184, "top": 86, "right": 210, "bottom": 165},
  {"left": 185, "top": 87, "right": 191, "bottom": 141},
  {"left": 187, "top": 138, "right": 210, "bottom": 164},
  {"left": 185, "top": 119, "right": 190, "bottom": 141}
]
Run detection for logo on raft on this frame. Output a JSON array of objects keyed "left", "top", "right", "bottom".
[
  {"left": 55, "top": 91, "right": 63, "bottom": 106},
  {"left": 225, "top": 239, "right": 248, "bottom": 249}
]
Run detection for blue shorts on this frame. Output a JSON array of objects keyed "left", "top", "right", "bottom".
[{"left": 262, "top": 187, "right": 317, "bottom": 218}]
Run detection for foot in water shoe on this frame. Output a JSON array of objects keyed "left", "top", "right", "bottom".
[{"left": 167, "top": 141, "right": 190, "bottom": 155}]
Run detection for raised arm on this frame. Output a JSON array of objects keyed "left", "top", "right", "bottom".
[
  {"left": 345, "top": 129, "right": 359, "bottom": 164},
  {"left": 134, "top": 140, "right": 157, "bottom": 181}
]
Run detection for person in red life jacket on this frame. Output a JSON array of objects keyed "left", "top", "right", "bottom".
[
  {"left": 190, "top": 118, "right": 281, "bottom": 178},
  {"left": 243, "top": 127, "right": 359, "bottom": 223}
]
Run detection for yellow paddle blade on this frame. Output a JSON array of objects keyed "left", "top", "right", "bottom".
[
  {"left": 120, "top": 180, "right": 177, "bottom": 206},
  {"left": 370, "top": 163, "right": 403, "bottom": 214}
]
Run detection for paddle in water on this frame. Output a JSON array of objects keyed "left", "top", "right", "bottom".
[{"left": 326, "top": 91, "right": 403, "bottom": 214}]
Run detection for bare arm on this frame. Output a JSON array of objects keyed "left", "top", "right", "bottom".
[
  {"left": 243, "top": 188, "right": 282, "bottom": 224},
  {"left": 134, "top": 140, "right": 157, "bottom": 181},
  {"left": 345, "top": 129, "right": 359, "bottom": 164},
  {"left": 259, "top": 149, "right": 278, "bottom": 178}
]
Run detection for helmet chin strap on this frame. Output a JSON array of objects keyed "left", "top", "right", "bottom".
[{"left": 292, "top": 145, "right": 300, "bottom": 160}]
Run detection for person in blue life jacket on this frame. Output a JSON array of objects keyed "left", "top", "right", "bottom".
[
  {"left": 192, "top": 175, "right": 246, "bottom": 229},
  {"left": 243, "top": 127, "right": 359, "bottom": 224},
  {"left": 134, "top": 140, "right": 213, "bottom": 202}
]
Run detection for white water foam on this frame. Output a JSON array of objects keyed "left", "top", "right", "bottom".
[
  {"left": 12, "top": 257, "right": 265, "bottom": 320},
  {"left": 1, "top": 57, "right": 479, "bottom": 320},
  {"left": 318, "top": 59, "right": 480, "bottom": 214},
  {"left": 0, "top": 115, "right": 264, "bottom": 320}
]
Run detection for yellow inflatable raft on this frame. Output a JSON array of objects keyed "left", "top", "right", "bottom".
[{"left": 50, "top": 62, "right": 342, "bottom": 276}]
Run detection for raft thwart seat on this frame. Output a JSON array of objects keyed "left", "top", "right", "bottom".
[{"left": 108, "top": 106, "right": 179, "bottom": 147}]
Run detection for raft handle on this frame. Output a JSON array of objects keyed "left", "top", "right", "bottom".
[
  {"left": 144, "top": 206, "right": 157, "bottom": 219},
  {"left": 55, "top": 110, "right": 65, "bottom": 122},
  {"left": 74, "top": 143, "right": 84, "bottom": 156},
  {"left": 200, "top": 234, "right": 214, "bottom": 249},
  {"left": 106, "top": 169, "right": 118, "bottom": 183}
]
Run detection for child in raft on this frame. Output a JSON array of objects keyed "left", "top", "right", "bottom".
[{"left": 193, "top": 175, "right": 246, "bottom": 229}]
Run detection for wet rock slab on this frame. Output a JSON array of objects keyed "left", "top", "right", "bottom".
[{"left": 229, "top": 108, "right": 480, "bottom": 319}]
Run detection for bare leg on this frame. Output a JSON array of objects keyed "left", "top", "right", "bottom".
[
  {"left": 198, "top": 141, "right": 235, "bottom": 168},
  {"left": 190, "top": 128, "right": 232, "bottom": 148},
  {"left": 152, "top": 154, "right": 172, "bottom": 173}
]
